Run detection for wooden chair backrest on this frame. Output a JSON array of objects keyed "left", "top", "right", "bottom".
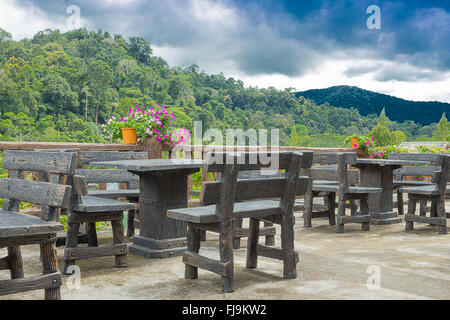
[
  {"left": 3, "top": 150, "right": 77, "bottom": 175},
  {"left": 200, "top": 152, "right": 312, "bottom": 217},
  {"left": 390, "top": 153, "right": 450, "bottom": 182},
  {"left": 80, "top": 151, "right": 147, "bottom": 166},
  {"left": 2, "top": 150, "right": 77, "bottom": 220},
  {"left": 302, "top": 152, "right": 358, "bottom": 186},
  {"left": 0, "top": 178, "right": 72, "bottom": 211},
  {"left": 80, "top": 151, "right": 147, "bottom": 189},
  {"left": 433, "top": 155, "right": 450, "bottom": 194}
]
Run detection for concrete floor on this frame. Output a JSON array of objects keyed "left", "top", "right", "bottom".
[{"left": 1, "top": 205, "right": 450, "bottom": 300}]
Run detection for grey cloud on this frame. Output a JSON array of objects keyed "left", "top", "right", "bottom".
[
  {"left": 10, "top": 0, "right": 450, "bottom": 80},
  {"left": 373, "top": 65, "right": 447, "bottom": 82}
]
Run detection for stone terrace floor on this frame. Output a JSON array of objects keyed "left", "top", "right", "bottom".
[{"left": 1, "top": 202, "right": 450, "bottom": 300}]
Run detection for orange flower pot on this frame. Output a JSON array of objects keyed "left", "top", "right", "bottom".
[
  {"left": 350, "top": 137, "right": 359, "bottom": 148},
  {"left": 121, "top": 128, "right": 137, "bottom": 144}
]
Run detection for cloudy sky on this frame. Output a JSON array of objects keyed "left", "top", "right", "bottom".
[{"left": 1, "top": 0, "right": 449, "bottom": 102}]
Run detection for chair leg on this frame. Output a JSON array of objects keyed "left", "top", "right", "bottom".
[
  {"left": 405, "top": 197, "right": 416, "bottom": 231},
  {"left": 7, "top": 246, "right": 24, "bottom": 279},
  {"left": 437, "top": 198, "right": 447, "bottom": 235},
  {"left": 64, "top": 221, "right": 80, "bottom": 275},
  {"left": 200, "top": 230, "right": 207, "bottom": 241},
  {"left": 264, "top": 221, "right": 275, "bottom": 246},
  {"left": 246, "top": 218, "right": 260, "bottom": 269},
  {"left": 232, "top": 217, "right": 243, "bottom": 249},
  {"left": 86, "top": 222, "right": 98, "bottom": 247},
  {"left": 185, "top": 223, "right": 201, "bottom": 279},
  {"left": 281, "top": 214, "right": 297, "bottom": 279},
  {"left": 219, "top": 220, "right": 234, "bottom": 293},
  {"left": 336, "top": 199, "right": 346, "bottom": 233},
  {"left": 127, "top": 209, "right": 136, "bottom": 237},
  {"left": 41, "top": 241, "right": 61, "bottom": 300},
  {"left": 419, "top": 200, "right": 428, "bottom": 217},
  {"left": 303, "top": 191, "right": 314, "bottom": 227},
  {"left": 360, "top": 197, "right": 371, "bottom": 232},
  {"left": 111, "top": 218, "right": 128, "bottom": 268},
  {"left": 397, "top": 190, "right": 404, "bottom": 215},
  {"left": 350, "top": 200, "right": 357, "bottom": 216},
  {"left": 328, "top": 193, "right": 336, "bottom": 225}
]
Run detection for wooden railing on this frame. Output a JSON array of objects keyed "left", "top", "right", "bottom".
[{"left": 0, "top": 141, "right": 363, "bottom": 205}]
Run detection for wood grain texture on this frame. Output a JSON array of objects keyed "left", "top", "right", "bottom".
[
  {"left": 76, "top": 169, "right": 139, "bottom": 183},
  {"left": 3, "top": 150, "right": 76, "bottom": 174},
  {"left": 0, "top": 210, "right": 64, "bottom": 237},
  {"left": 0, "top": 178, "right": 72, "bottom": 209},
  {"left": 81, "top": 151, "right": 147, "bottom": 165}
]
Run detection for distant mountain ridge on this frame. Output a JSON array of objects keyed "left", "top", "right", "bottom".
[{"left": 295, "top": 85, "right": 450, "bottom": 125}]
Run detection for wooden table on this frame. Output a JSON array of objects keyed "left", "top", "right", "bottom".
[
  {"left": 93, "top": 159, "right": 204, "bottom": 258},
  {"left": 354, "top": 158, "right": 430, "bottom": 224}
]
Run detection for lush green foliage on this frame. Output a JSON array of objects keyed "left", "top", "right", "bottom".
[
  {"left": 296, "top": 85, "right": 450, "bottom": 126},
  {"left": 0, "top": 27, "right": 445, "bottom": 146}
]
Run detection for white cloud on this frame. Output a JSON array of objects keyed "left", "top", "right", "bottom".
[{"left": 235, "top": 58, "right": 450, "bottom": 103}]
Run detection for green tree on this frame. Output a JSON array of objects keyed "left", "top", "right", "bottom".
[
  {"left": 432, "top": 113, "right": 449, "bottom": 141},
  {"left": 369, "top": 124, "right": 395, "bottom": 146}
]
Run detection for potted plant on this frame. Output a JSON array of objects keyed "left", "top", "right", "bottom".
[
  {"left": 102, "top": 105, "right": 191, "bottom": 147},
  {"left": 343, "top": 135, "right": 374, "bottom": 155}
]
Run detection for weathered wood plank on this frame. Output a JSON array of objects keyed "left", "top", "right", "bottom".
[
  {"left": 0, "top": 179, "right": 72, "bottom": 209},
  {"left": 201, "top": 176, "right": 310, "bottom": 205},
  {"left": 64, "top": 244, "right": 127, "bottom": 261},
  {"left": 336, "top": 215, "right": 371, "bottom": 224},
  {"left": 405, "top": 213, "right": 446, "bottom": 226},
  {"left": 0, "top": 257, "right": 9, "bottom": 270},
  {"left": 256, "top": 244, "right": 299, "bottom": 263},
  {"left": 182, "top": 252, "right": 231, "bottom": 277},
  {"left": 76, "top": 169, "right": 139, "bottom": 183},
  {"left": 0, "top": 211, "right": 64, "bottom": 238},
  {"left": 3, "top": 150, "right": 77, "bottom": 174},
  {"left": 0, "top": 271, "right": 62, "bottom": 296},
  {"left": 205, "top": 151, "right": 313, "bottom": 172},
  {"left": 81, "top": 151, "right": 147, "bottom": 165},
  {"left": 0, "top": 141, "right": 136, "bottom": 151}
]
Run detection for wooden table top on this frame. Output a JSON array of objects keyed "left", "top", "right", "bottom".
[
  {"left": 355, "top": 158, "right": 431, "bottom": 167},
  {"left": 92, "top": 158, "right": 204, "bottom": 172}
]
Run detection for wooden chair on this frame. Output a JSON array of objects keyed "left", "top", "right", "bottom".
[
  {"left": 300, "top": 152, "right": 359, "bottom": 228},
  {"left": 401, "top": 154, "right": 449, "bottom": 234},
  {"left": 80, "top": 151, "right": 147, "bottom": 237},
  {"left": 167, "top": 151, "right": 312, "bottom": 293},
  {"left": 303, "top": 152, "right": 381, "bottom": 233},
  {"left": 389, "top": 153, "right": 447, "bottom": 216},
  {"left": 0, "top": 150, "right": 73, "bottom": 299},
  {"left": 63, "top": 171, "right": 136, "bottom": 274}
]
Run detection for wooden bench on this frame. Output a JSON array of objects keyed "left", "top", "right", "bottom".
[
  {"left": 167, "top": 151, "right": 312, "bottom": 293},
  {"left": 301, "top": 153, "right": 359, "bottom": 228},
  {"left": 80, "top": 151, "right": 147, "bottom": 237},
  {"left": 303, "top": 152, "right": 381, "bottom": 233},
  {"left": 401, "top": 154, "right": 449, "bottom": 234},
  {"left": 0, "top": 150, "right": 73, "bottom": 300},
  {"left": 389, "top": 153, "right": 449, "bottom": 216}
]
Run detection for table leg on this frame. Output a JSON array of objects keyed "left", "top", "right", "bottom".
[
  {"left": 129, "top": 172, "right": 189, "bottom": 258},
  {"left": 359, "top": 165, "right": 402, "bottom": 225}
]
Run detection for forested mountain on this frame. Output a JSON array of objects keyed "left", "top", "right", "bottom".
[
  {"left": 296, "top": 86, "right": 450, "bottom": 125},
  {"left": 0, "top": 28, "right": 441, "bottom": 146}
]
